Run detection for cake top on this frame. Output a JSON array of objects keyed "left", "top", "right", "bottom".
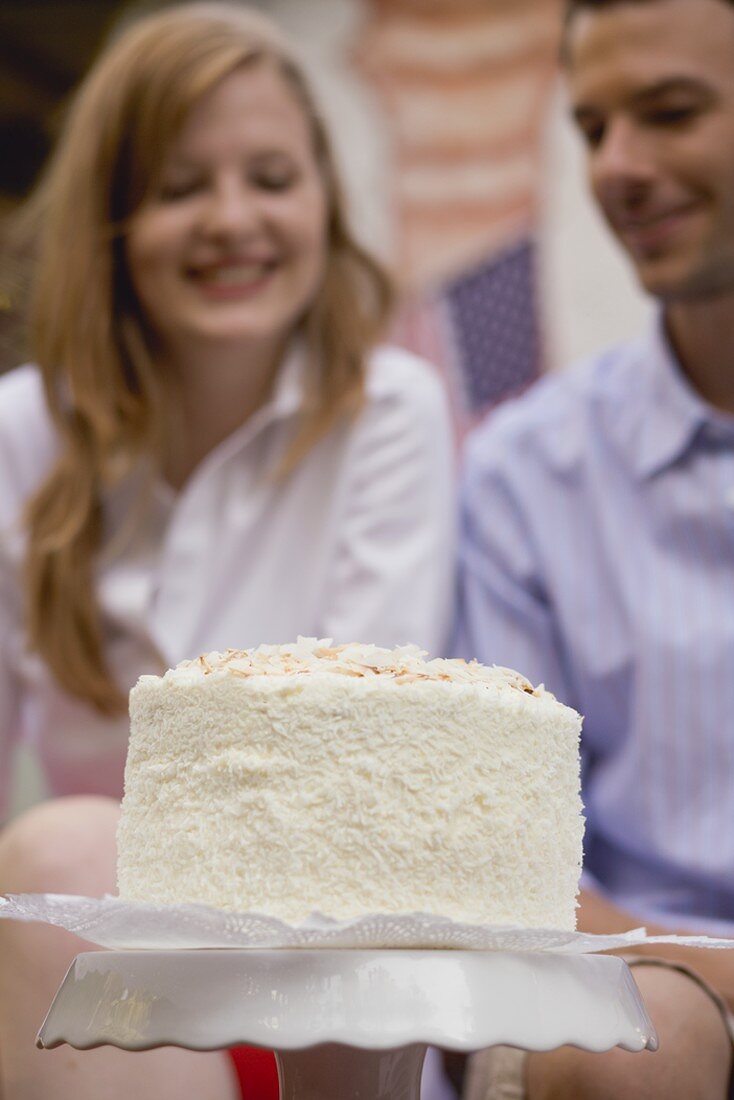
[{"left": 141, "top": 637, "right": 548, "bottom": 698}]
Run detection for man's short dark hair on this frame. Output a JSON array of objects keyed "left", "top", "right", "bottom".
[
  {"left": 562, "top": 0, "right": 734, "bottom": 62},
  {"left": 566, "top": 0, "right": 733, "bottom": 17}
]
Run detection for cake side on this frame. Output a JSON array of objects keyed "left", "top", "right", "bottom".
[{"left": 117, "top": 641, "right": 584, "bottom": 928}]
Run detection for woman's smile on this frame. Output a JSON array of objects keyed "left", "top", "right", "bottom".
[{"left": 186, "top": 257, "right": 279, "bottom": 298}]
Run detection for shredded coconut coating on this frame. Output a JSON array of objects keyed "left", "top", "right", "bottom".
[{"left": 119, "top": 639, "right": 583, "bottom": 929}]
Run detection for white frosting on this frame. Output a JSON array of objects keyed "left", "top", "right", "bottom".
[{"left": 118, "top": 639, "right": 584, "bottom": 928}]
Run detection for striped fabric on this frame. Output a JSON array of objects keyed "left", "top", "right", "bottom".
[
  {"left": 355, "top": 0, "right": 563, "bottom": 287},
  {"left": 456, "top": 319, "right": 734, "bottom": 935},
  {"left": 353, "top": 0, "right": 560, "bottom": 434}
]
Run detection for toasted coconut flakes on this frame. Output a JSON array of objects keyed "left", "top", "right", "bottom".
[{"left": 164, "top": 637, "right": 551, "bottom": 698}]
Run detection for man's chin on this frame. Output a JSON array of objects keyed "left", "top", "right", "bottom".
[
  {"left": 632, "top": 260, "right": 708, "bottom": 304},
  {"left": 629, "top": 249, "right": 734, "bottom": 304}
]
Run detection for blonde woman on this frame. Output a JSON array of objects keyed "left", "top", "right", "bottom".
[{"left": 0, "top": 5, "right": 454, "bottom": 1097}]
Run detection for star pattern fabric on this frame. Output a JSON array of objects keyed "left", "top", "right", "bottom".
[{"left": 446, "top": 239, "right": 542, "bottom": 418}]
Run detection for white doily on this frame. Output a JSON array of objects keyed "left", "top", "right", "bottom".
[{"left": 2, "top": 893, "right": 734, "bottom": 952}]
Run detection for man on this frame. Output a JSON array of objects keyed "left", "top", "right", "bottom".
[{"left": 457, "top": 0, "right": 734, "bottom": 1097}]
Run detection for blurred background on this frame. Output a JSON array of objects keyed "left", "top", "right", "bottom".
[{"left": 0, "top": 0, "right": 651, "bottom": 813}]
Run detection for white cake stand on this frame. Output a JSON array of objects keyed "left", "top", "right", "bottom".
[{"left": 37, "top": 949, "right": 657, "bottom": 1098}]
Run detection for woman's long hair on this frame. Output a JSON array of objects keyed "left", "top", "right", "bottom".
[{"left": 19, "top": 2, "right": 392, "bottom": 714}]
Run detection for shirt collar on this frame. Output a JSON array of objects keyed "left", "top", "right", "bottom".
[{"left": 627, "top": 315, "right": 727, "bottom": 480}]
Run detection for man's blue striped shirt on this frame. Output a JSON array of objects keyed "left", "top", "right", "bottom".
[{"left": 456, "top": 320, "right": 734, "bottom": 934}]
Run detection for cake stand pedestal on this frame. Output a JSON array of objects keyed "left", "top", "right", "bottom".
[{"left": 36, "top": 949, "right": 657, "bottom": 1099}]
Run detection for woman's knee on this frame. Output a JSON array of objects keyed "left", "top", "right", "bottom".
[{"left": 0, "top": 796, "right": 120, "bottom": 895}]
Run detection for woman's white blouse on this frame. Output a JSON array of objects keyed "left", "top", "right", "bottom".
[{"left": 0, "top": 347, "right": 455, "bottom": 820}]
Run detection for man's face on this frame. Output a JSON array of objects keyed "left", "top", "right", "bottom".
[{"left": 566, "top": 0, "right": 734, "bottom": 302}]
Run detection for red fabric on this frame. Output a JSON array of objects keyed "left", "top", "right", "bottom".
[{"left": 227, "top": 1045, "right": 279, "bottom": 1099}]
